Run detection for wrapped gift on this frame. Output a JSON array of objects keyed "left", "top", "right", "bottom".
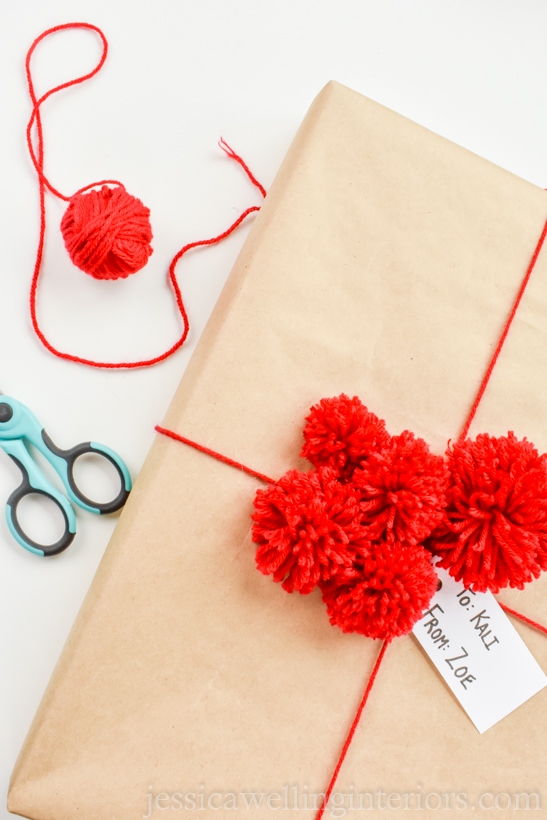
[{"left": 9, "top": 81, "right": 547, "bottom": 819}]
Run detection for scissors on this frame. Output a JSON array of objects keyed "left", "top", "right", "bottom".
[{"left": 0, "top": 394, "right": 131, "bottom": 556}]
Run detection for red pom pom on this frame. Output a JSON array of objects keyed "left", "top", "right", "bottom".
[
  {"left": 429, "top": 433, "right": 547, "bottom": 592},
  {"left": 61, "top": 185, "right": 153, "bottom": 280},
  {"left": 301, "top": 394, "right": 389, "bottom": 481},
  {"left": 353, "top": 430, "right": 448, "bottom": 545},
  {"left": 321, "top": 540, "right": 438, "bottom": 640},
  {"left": 252, "top": 467, "right": 367, "bottom": 594}
]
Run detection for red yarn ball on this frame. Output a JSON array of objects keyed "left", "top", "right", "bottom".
[
  {"left": 301, "top": 394, "right": 390, "bottom": 481},
  {"left": 252, "top": 467, "right": 368, "bottom": 594},
  {"left": 61, "top": 184, "right": 153, "bottom": 280},
  {"left": 353, "top": 430, "right": 448, "bottom": 546},
  {"left": 429, "top": 433, "right": 547, "bottom": 593},
  {"left": 321, "top": 540, "right": 438, "bottom": 640}
]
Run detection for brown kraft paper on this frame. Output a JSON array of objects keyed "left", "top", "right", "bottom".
[{"left": 8, "top": 80, "right": 547, "bottom": 819}]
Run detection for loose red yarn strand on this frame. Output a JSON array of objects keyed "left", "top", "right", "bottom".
[
  {"left": 315, "top": 640, "right": 390, "bottom": 820},
  {"left": 26, "top": 23, "right": 265, "bottom": 369},
  {"left": 154, "top": 425, "right": 275, "bottom": 485},
  {"left": 26, "top": 22, "right": 109, "bottom": 201},
  {"left": 218, "top": 138, "right": 267, "bottom": 198},
  {"left": 459, "top": 218, "right": 547, "bottom": 440}
]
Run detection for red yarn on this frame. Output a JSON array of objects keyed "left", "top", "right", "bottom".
[
  {"left": 154, "top": 425, "right": 274, "bottom": 485},
  {"left": 499, "top": 603, "right": 547, "bottom": 636},
  {"left": 218, "top": 137, "right": 267, "bottom": 199},
  {"left": 60, "top": 185, "right": 153, "bottom": 279},
  {"left": 459, "top": 218, "right": 547, "bottom": 441},
  {"left": 301, "top": 394, "right": 389, "bottom": 481},
  {"left": 315, "top": 640, "right": 389, "bottom": 820},
  {"left": 429, "top": 433, "right": 547, "bottom": 593},
  {"left": 320, "top": 540, "right": 438, "bottom": 640},
  {"left": 25, "top": 23, "right": 265, "bottom": 367},
  {"left": 353, "top": 430, "right": 448, "bottom": 545},
  {"left": 252, "top": 467, "right": 368, "bottom": 594}
]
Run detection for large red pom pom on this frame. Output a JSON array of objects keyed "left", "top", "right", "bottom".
[
  {"left": 61, "top": 185, "right": 153, "bottom": 280},
  {"left": 252, "top": 467, "right": 368, "bottom": 594},
  {"left": 301, "top": 394, "right": 389, "bottom": 481},
  {"left": 429, "top": 433, "right": 547, "bottom": 592},
  {"left": 321, "top": 540, "right": 438, "bottom": 640},
  {"left": 353, "top": 430, "right": 448, "bottom": 545}
]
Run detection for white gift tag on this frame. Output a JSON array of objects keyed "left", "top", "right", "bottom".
[{"left": 412, "top": 566, "right": 547, "bottom": 733}]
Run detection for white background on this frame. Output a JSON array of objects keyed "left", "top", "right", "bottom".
[{"left": 2, "top": 2, "right": 547, "bottom": 817}]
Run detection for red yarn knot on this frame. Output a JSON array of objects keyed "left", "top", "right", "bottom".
[
  {"left": 320, "top": 540, "right": 439, "bottom": 640},
  {"left": 301, "top": 394, "right": 390, "bottom": 481},
  {"left": 252, "top": 467, "right": 367, "bottom": 594},
  {"left": 60, "top": 185, "right": 153, "bottom": 280},
  {"left": 428, "top": 432, "right": 547, "bottom": 592}
]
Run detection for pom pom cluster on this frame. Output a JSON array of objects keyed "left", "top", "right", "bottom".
[
  {"left": 252, "top": 396, "right": 547, "bottom": 639},
  {"left": 61, "top": 184, "right": 153, "bottom": 280},
  {"left": 252, "top": 395, "right": 445, "bottom": 640}
]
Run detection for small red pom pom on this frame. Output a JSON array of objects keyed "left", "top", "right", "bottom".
[
  {"left": 61, "top": 185, "right": 153, "bottom": 280},
  {"left": 353, "top": 430, "right": 448, "bottom": 545},
  {"left": 301, "top": 394, "right": 390, "bottom": 481},
  {"left": 321, "top": 540, "right": 438, "bottom": 640},
  {"left": 429, "top": 433, "right": 547, "bottom": 592},
  {"left": 252, "top": 467, "right": 368, "bottom": 594}
]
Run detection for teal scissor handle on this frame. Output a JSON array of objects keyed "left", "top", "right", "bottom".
[
  {"left": 1, "top": 436, "right": 76, "bottom": 556},
  {"left": 0, "top": 396, "right": 131, "bottom": 556},
  {"left": 40, "top": 432, "right": 132, "bottom": 515}
]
